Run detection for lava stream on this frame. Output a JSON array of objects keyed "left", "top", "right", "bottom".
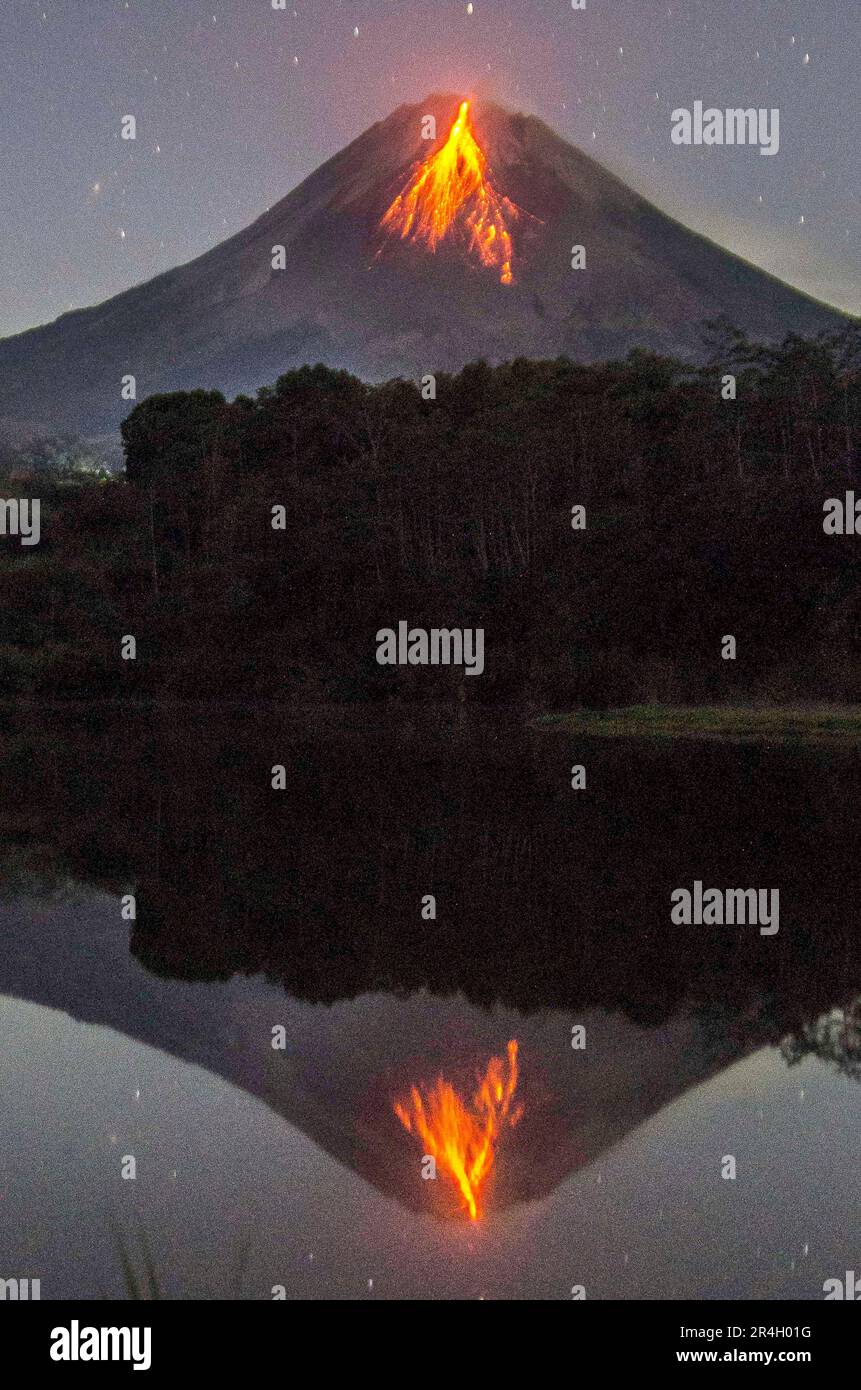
[
  {"left": 380, "top": 100, "right": 524, "bottom": 285},
  {"left": 394, "top": 1039, "right": 522, "bottom": 1221}
]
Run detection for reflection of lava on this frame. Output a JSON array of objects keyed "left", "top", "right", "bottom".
[
  {"left": 394, "top": 1040, "right": 522, "bottom": 1221},
  {"left": 380, "top": 100, "right": 524, "bottom": 285}
]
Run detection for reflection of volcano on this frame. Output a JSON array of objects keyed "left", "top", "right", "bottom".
[
  {"left": 4, "top": 882, "right": 861, "bottom": 1222},
  {"left": 2, "top": 713, "right": 861, "bottom": 1219},
  {"left": 394, "top": 1039, "right": 522, "bottom": 1220},
  {"left": 0, "top": 887, "right": 759, "bottom": 1218}
]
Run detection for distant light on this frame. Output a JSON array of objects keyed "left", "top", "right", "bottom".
[
  {"left": 353, "top": 26, "right": 359, "bottom": 37},
  {"left": 803, "top": 53, "right": 810, "bottom": 65},
  {"left": 467, "top": 2, "right": 474, "bottom": 12}
]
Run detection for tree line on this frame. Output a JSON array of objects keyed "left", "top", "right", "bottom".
[{"left": 1, "top": 321, "right": 859, "bottom": 704}]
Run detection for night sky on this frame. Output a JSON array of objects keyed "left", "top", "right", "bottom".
[{"left": 1, "top": 0, "right": 858, "bottom": 339}]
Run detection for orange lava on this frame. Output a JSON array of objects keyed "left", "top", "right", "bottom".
[
  {"left": 394, "top": 1039, "right": 522, "bottom": 1221},
  {"left": 380, "top": 100, "right": 523, "bottom": 285}
]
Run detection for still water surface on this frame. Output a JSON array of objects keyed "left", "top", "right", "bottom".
[{"left": 0, "top": 711, "right": 858, "bottom": 1299}]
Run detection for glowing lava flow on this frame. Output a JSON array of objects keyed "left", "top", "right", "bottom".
[
  {"left": 380, "top": 100, "right": 523, "bottom": 285},
  {"left": 394, "top": 1040, "right": 522, "bottom": 1221}
]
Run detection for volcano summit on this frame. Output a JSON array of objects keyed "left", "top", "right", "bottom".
[
  {"left": 379, "top": 99, "right": 532, "bottom": 286},
  {"left": 0, "top": 93, "right": 848, "bottom": 436}
]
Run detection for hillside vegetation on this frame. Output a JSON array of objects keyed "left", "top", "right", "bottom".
[{"left": 1, "top": 323, "right": 859, "bottom": 706}]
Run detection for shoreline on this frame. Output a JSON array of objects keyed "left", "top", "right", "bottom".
[
  {"left": 533, "top": 704, "right": 861, "bottom": 744},
  {"left": 3, "top": 698, "right": 861, "bottom": 744}
]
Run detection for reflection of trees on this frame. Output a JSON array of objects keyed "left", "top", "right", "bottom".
[
  {"left": 781, "top": 1000, "right": 861, "bottom": 1081},
  {"left": 1, "top": 712, "right": 861, "bottom": 1050},
  {"left": 0, "top": 844, "right": 81, "bottom": 901}
]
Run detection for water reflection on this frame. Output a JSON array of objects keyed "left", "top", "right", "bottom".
[{"left": 0, "top": 710, "right": 859, "bottom": 1296}]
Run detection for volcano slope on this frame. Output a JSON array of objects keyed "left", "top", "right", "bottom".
[{"left": 0, "top": 93, "right": 849, "bottom": 436}]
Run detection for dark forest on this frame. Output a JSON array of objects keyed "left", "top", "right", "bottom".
[{"left": 2, "top": 321, "right": 860, "bottom": 707}]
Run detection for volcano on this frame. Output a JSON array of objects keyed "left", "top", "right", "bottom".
[{"left": 0, "top": 93, "right": 849, "bottom": 436}]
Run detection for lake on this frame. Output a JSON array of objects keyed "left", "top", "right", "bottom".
[{"left": 0, "top": 708, "right": 859, "bottom": 1299}]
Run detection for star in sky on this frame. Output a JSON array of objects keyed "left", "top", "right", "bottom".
[{"left": 0, "top": 0, "right": 857, "bottom": 338}]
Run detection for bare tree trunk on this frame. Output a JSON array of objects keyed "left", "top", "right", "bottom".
[
  {"left": 576, "top": 413, "right": 589, "bottom": 495},
  {"left": 148, "top": 488, "right": 160, "bottom": 599}
]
